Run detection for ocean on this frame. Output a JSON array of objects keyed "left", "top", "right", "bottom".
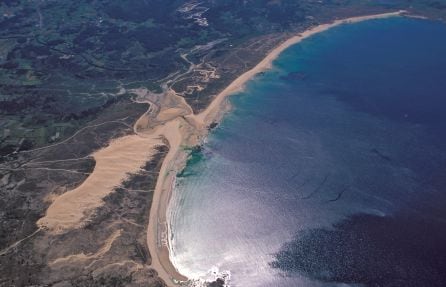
[{"left": 168, "top": 17, "right": 446, "bottom": 287}]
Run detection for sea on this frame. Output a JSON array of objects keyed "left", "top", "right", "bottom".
[{"left": 168, "top": 17, "right": 446, "bottom": 287}]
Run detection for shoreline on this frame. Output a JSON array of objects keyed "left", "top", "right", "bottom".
[
  {"left": 193, "top": 10, "right": 407, "bottom": 126},
  {"left": 36, "top": 10, "right": 408, "bottom": 287},
  {"left": 149, "top": 10, "right": 407, "bottom": 286}
]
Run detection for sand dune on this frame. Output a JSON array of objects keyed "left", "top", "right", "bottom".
[
  {"left": 37, "top": 133, "right": 164, "bottom": 232},
  {"left": 49, "top": 229, "right": 123, "bottom": 266},
  {"left": 38, "top": 10, "right": 406, "bottom": 287}
]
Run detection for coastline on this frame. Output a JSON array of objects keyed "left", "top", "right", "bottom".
[
  {"left": 36, "top": 10, "right": 408, "bottom": 287},
  {"left": 193, "top": 10, "right": 407, "bottom": 126},
  {"left": 149, "top": 10, "right": 407, "bottom": 286}
]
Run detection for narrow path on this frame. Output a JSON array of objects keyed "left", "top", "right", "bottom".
[
  {"left": 34, "top": 10, "right": 407, "bottom": 287},
  {"left": 145, "top": 10, "right": 407, "bottom": 287},
  {"left": 15, "top": 119, "right": 132, "bottom": 155},
  {"left": 0, "top": 228, "right": 42, "bottom": 256}
]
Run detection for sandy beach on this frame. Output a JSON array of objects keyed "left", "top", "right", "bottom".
[
  {"left": 194, "top": 10, "right": 407, "bottom": 126},
  {"left": 38, "top": 10, "right": 406, "bottom": 287},
  {"left": 151, "top": 10, "right": 407, "bottom": 286}
]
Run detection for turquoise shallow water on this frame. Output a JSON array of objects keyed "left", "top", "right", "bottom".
[{"left": 169, "top": 17, "right": 446, "bottom": 287}]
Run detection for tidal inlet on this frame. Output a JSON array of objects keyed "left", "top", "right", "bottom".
[{"left": 1, "top": 2, "right": 446, "bottom": 287}]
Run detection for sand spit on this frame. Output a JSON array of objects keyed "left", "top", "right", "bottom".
[{"left": 37, "top": 10, "right": 406, "bottom": 287}]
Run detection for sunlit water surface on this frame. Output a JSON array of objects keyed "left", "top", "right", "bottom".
[{"left": 169, "top": 17, "right": 446, "bottom": 287}]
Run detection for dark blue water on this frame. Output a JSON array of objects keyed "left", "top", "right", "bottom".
[{"left": 169, "top": 17, "right": 446, "bottom": 287}]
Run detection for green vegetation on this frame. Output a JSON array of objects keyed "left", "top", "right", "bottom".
[
  {"left": 1, "top": 0, "right": 446, "bottom": 154},
  {"left": 1, "top": 1, "right": 446, "bottom": 286}
]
